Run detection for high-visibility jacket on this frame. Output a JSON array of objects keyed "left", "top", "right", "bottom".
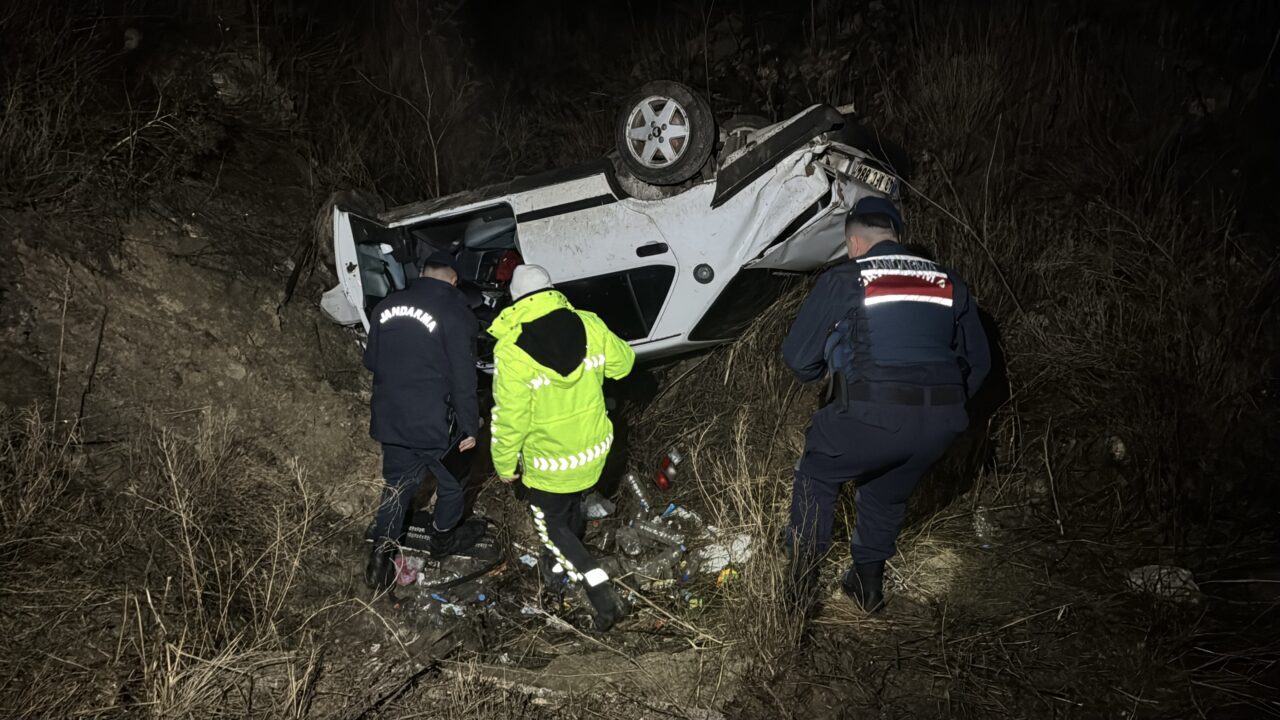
[{"left": 488, "top": 290, "right": 635, "bottom": 493}]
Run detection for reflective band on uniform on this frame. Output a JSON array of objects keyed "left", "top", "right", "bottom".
[
  {"left": 528, "top": 375, "right": 551, "bottom": 390},
  {"left": 529, "top": 433, "right": 614, "bottom": 472},
  {"left": 858, "top": 255, "right": 954, "bottom": 308},
  {"left": 529, "top": 504, "right": 582, "bottom": 582},
  {"left": 864, "top": 294, "right": 954, "bottom": 307},
  {"left": 584, "top": 567, "right": 609, "bottom": 587},
  {"left": 583, "top": 354, "right": 605, "bottom": 370}
]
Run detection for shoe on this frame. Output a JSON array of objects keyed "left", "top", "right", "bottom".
[
  {"left": 841, "top": 561, "right": 885, "bottom": 613},
  {"left": 584, "top": 581, "right": 626, "bottom": 632},
  {"left": 428, "top": 517, "right": 487, "bottom": 559},
  {"left": 365, "top": 543, "right": 397, "bottom": 593}
]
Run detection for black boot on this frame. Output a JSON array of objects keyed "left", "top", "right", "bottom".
[
  {"left": 428, "top": 517, "right": 487, "bottom": 559},
  {"left": 841, "top": 561, "right": 885, "bottom": 613},
  {"left": 365, "top": 542, "right": 397, "bottom": 593},
  {"left": 585, "top": 581, "right": 626, "bottom": 632},
  {"left": 538, "top": 549, "right": 567, "bottom": 593}
]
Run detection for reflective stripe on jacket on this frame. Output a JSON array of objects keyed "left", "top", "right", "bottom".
[{"left": 488, "top": 290, "right": 635, "bottom": 493}]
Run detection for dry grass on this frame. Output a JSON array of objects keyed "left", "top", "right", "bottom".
[
  {"left": 618, "top": 1, "right": 1278, "bottom": 713},
  {"left": 0, "top": 407, "right": 337, "bottom": 718},
  {"left": 2, "top": 1, "right": 1276, "bottom": 717}
]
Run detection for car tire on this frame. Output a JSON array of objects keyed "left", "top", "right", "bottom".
[
  {"left": 721, "top": 114, "right": 771, "bottom": 136},
  {"left": 615, "top": 81, "right": 715, "bottom": 186},
  {"left": 719, "top": 113, "right": 771, "bottom": 157}
]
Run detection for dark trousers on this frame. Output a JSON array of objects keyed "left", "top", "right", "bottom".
[
  {"left": 790, "top": 400, "right": 967, "bottom": 565},
  {"left": 523, "top": 485, "right": 604, "bottom": 585},
  {"left": 372, "top": 443, "right": 469, "bottom": 545}
]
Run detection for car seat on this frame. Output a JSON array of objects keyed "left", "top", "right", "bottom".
[
  {"left": 463, "top": 217, "right": 517, "bottom": 250},
  {"left": 459, "top": 216, "right": 518, "bottom": 286},
  {"left": 355, "top": 243, "right": 395, "bottom": 297}
]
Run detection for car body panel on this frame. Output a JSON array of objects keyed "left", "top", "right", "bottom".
[
  {"left": 325, "top": 102, "right": 906, "bottom": 365},
  {"left": 711, "top": 104, "right": 846, "bottom": 208}
]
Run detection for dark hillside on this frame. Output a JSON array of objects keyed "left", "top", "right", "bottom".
[{"left": 1, "top": 1, "right": 1277, "bottom": 717}]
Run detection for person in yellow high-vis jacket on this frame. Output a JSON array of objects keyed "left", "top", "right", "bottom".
[{"left": 489, "top": 264, "right": 635, "bottom": 631}]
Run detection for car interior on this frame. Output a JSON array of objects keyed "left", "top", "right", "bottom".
[{"left": 351, "top": 204, "right": 520, "bottom": 306}]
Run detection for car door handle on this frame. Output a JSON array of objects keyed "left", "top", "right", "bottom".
[{"left": 636, "top": 243, "right": 668, "bottom": 257}]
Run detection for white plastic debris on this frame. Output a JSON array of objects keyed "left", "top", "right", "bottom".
[
  {"left": 692, "top": 532, "right": 755, "bottom": 573},
  {"left": 583, "top": 492, "right": 616, "bottom": 519},
  {"left": 1126, "top": 565, "right": 1200, "bottom": 601},
  {"left": 973, "top": 506, "right": 998, "bottom": 546},
  {"left": 518, "top": 554, "right": 538, "bottom": 568}
]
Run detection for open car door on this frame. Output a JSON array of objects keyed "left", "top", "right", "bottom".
[{"left": 325, "top": 206, "right": 414, "bottom": 331}]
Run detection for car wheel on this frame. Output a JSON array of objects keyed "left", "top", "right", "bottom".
[
  {"left": 615, "top": 81, "right": 715, "bottom": 186},
  {"left": 719, "top": 114, "right": 771, "bottom": 157},
  {"left": 721, "top": 114, "right": 771, "bottom": 136}
]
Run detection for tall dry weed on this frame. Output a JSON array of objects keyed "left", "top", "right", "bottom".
[{"left": 0, "top": 408, "right": 333, "bottom": 718}]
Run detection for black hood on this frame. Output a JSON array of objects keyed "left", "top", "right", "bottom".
[{"left": 515, "top": 307, "right": 586, "bottom": 376}]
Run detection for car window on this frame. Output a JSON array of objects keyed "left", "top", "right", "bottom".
[
  {"left": 557, "top": 265, "right": 675, "bottom": 341},
  {"left": 690, "top": 268, "right": 795, "bottom": 342}
]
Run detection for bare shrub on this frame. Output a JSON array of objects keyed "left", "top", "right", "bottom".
[
  {"left": 0, "top": 406, "right": 81, "bottom": 559},
  {"left": 0, "top": 408, "right": 334, "bottom": 718},
  {"left": 628, "top": 288, "right": 811, "bottom": 675},
  {"left": 873, "top": 2, "right": 1276, "bottom": 538}
]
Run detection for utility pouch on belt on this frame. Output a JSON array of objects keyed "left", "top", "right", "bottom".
[{"left": 824, "top": 370, "right": 850, "bottom": 412}]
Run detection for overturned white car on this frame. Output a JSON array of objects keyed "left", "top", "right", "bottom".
[{"left": 321, "top": 81, "right": 908, "bottom": 365}]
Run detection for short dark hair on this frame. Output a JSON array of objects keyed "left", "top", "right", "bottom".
[
  {"left": 420, "top": 262, "right": 456, "bottom": 278},
  {"left": 845, "top": 212, "right": 896, "bottom": 236}
]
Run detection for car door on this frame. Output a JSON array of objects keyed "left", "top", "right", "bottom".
[
  {"left": 512, "top": 184, "right": 678, "bottom": 345},
  {"left": 332, "top": 206, "right": 410, "bottom": 329}
]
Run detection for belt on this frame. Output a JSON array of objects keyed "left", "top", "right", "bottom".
[{"left": 847, "top": 382, "right": 966, "bottom": 406}]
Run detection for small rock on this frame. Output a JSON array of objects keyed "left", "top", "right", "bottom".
[
  {"left": 1126, "top": 565, "right": 1200, "bottom": 602},
  {"left": 224, "top": 361, "right": 247, "bottom": 380}
]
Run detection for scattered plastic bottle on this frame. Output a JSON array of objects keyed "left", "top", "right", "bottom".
[
  {"left": 662, "top": 503, "right": 702, "bottom": 526},
  {"left": 633, "top": 546, "right": 684, "bottom": 580},
  {"left": 623, "top": 472, "right": 651, "bottom": 513},
  {"left": 615, "top": 526, "right": 644, "bottom": 556},
  {"left": 632, "top": 518, "right": 687, "bottom": 548}
]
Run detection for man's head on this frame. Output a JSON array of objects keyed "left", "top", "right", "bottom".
[
  {"left": 844, "top": 196, "right": 904, "bottom": 258},
  {"left": 420, "top": 249, "right": 459, "bottom": 286},
  {"left": 510, "top": 264, "right": 553, "bottom": 300}
]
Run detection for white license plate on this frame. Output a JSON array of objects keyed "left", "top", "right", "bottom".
[{"left": 851, "top": 164, "right": 897, "bottom": 196}]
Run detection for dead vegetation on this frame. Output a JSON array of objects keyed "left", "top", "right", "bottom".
[
  {"left": 0, "top": 407, "right": 338, "bottom": 718},
  {"left": 1, "top": 0, "right": 1277, "bottom": 718}
]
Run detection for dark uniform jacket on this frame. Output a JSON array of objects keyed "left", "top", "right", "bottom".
[
  {"left": 782, "top": 241, "right": 991, "bottom": 398},
  {"left": 363, "top": 277, "right": 479, "bottom": 450}
]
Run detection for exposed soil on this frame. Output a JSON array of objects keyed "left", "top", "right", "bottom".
[
  {"left": 1, "top": 139, "right": 377, "bottom": 510},
  {"left": 3, "top": 2, "right": 1279, "bottom": 718}
]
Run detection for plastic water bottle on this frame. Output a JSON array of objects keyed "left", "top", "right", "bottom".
[
  {"left": 634, "top": 546, "right": 684, "bottom": 581},
  {"left": 632, "top": 519, "right": 686, "bottom": 548},
  {"left": 662, "top": 503, "right": 702, "bottom": 526},
  {"left": 623, "top": 472, "right": 651, "bottom": 513}
]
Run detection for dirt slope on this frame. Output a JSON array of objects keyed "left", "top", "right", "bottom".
[{"left": 0, "top": 140, "right": 377, "bottom": 517}]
